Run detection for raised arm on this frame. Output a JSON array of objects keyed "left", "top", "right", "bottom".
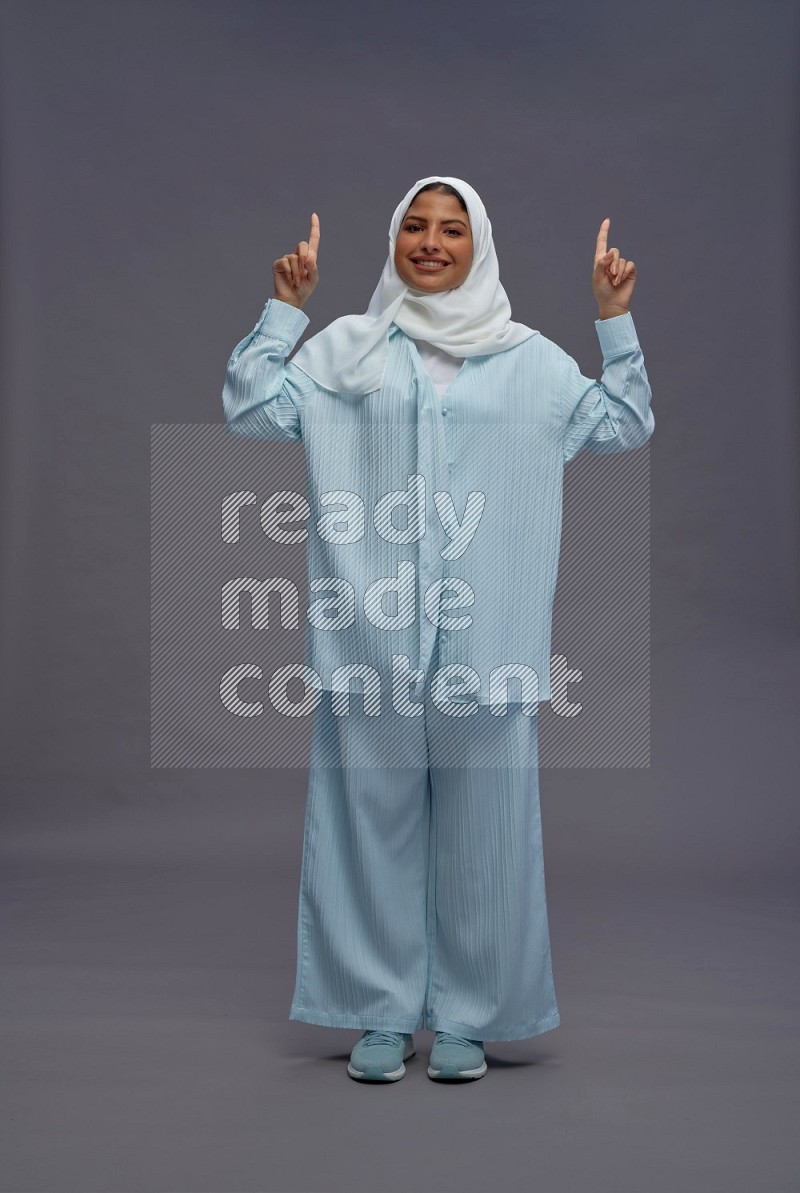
[
  {"left": 561, "top": 312, "right": 654, "bottom": 462},
  {"left": 221, "top": 214, "right": 321, "bottom": 442},
  {"left": 562, "top": 217, "right": 654, "bottom": 463}
]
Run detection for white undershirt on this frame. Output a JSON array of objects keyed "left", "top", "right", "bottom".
[{"left": 413, "top": 339, "right": 463, "bottom": 397}]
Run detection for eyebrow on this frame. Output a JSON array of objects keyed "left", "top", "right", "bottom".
[{"left": 402, "top": 213, "right": 470, "bottom": 229}]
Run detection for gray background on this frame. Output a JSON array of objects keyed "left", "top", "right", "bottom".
[{"left": 1, "top": 1, "right": 798, "bottom": 1190}]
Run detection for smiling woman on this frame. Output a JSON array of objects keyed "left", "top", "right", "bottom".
[
  {"left": 280, "top": 175, "right": 536, "bottom": 395},
  {"left": 221, "top": 173, "right": 655, "bottom": 1084},
  {"left": 394, "top": 183, "right": 474, "bottom": 291}
]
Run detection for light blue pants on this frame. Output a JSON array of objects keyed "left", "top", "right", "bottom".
[{"left": 288, "top": 636, "right": 560, "bottom": 1042}]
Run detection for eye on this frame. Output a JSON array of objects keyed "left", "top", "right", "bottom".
[
  {"left": 445, "top": 229, "right": 463, "bottom": 236},
  {"left": 404, "top": 223, "right": 422, "bottom": 232}
]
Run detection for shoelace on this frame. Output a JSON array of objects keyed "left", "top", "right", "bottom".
[
  {"left": 435, "top": 1032, "right": 482, "bottom": 1048},
  {"left": 361, "top": 1030, "right": 407, "bottom": 1047}
]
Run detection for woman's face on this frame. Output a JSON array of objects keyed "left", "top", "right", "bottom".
[{"left": 394, "top": 190, "right": 473, "bottom": 293}]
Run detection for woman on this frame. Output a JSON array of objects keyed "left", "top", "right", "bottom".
[{"left": 222, "top": 176, "right": 654, "bottom": 1083}]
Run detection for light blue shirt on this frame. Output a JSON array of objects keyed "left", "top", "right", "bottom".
[{"left": 221, "top": 298, "right": 654, "bottom": 706}]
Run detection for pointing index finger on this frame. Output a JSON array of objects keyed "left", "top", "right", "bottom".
[
  {"left": 595, "top": 217, "right": 610, "bottom": 259},
  {"left": 309, "top": 212, "right": 320, "bottom": 255}
]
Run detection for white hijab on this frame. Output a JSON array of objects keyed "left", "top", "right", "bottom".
[{"left": 289, "top": 175, "right": 537, "bottom": 394}]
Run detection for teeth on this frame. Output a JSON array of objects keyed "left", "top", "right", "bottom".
[{"left": 414, "top": 261, "right": 446, "bottom": 269}]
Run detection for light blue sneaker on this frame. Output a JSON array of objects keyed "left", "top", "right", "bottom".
[
  {"left": 347, "top": 1030, "right": 416, "bottom": 1082},
  {"left": 427, "top": 1031, "right": 487, "bottom": 1080}
]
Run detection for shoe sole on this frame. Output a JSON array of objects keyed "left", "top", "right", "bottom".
[
  {"left": 347, "top": 1046, "right": 416, "bottom": 1082},
  {"left": 427, "top": 1060, "right": 487, "bottom": 1081}
]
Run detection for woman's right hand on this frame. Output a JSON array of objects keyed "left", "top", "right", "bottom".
[{"left": 272, "top": 213, "right": 320, "bottom": 310}]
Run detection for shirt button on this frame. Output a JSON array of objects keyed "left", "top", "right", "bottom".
[{"left": 441, "top": 406, "right": 448, "bottom": 416}]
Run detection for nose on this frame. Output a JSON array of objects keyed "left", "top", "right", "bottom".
[{"left": 419, "top": 230, "right": 444, "bottom": 253}]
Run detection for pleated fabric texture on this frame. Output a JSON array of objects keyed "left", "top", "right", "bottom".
[
  {"left": 289, "top": 632, "right": 560, "bottom": 1042},
  {"left": 221, "top": 295, "right": 654, "bottom": 1039},
  {"left": 222, "top": 297, "right": 655, "bottom": 704}
]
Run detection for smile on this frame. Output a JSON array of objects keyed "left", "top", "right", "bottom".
[{"left": 411, "top": 259, "right": 449, "bottom": 270}]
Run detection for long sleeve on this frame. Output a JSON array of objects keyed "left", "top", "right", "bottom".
[
  {"left": 561, "top": 310, "right": 655, "bottom": 464},
  {"left": 221, "top": 297, "right": 314, "bottom": 442}
]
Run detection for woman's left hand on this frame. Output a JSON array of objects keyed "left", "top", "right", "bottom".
[{"left": 592, "top": 218, "right": 636, "bottom": 318}]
